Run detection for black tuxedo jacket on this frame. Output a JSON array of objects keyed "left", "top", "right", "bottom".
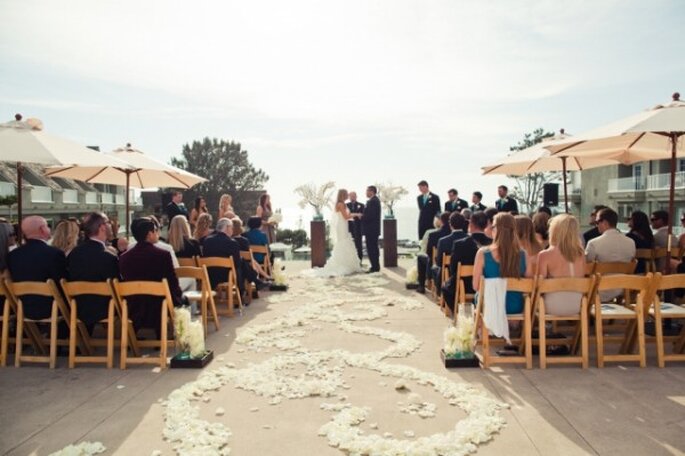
[
  {"left": 417, "top": 192, "right": 441, "bottom": 237},
  {"left": 347, "top": 201, "right": 364, "bottom": 232},
  {"left": 495, "top": 197, "right": 518, "bottom": 213},
  {"left": 176, "top": 237, "right": 202, "bottom": 258},
  {"left": 202, "top": 231, "right": 243, "bottom": 289},
  {"left": 447, "top": 232, "right": 493, "bottom": 294},
  {"left": 470, "top": 202, "right": 486, "bottom": 212},
  {"left": 67, "top": 239, "right": 120, "bottom": 325},
  {"left": 8, "top": 239, "right": 67, "bottom": 320},
  {"left": 166, "top": 202, "right": 188, "bottom": 225},
  {"left": 362, "top": 196, "right": 381, "bottom": 239},
  {"left": 444, "top": 199, "right": 468, "bottom": 213},
  {"left": 435, "top": 231, "right": 469, "bottom": 269},
  {"left": 425, "top": 225, "right": 451, "bottom": 267}
]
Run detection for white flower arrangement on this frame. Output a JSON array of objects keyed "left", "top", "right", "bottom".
[
  {"left": 268, "top": 209, "right": 283, "bottom": 224},
  {"left": 405, "top": 265, "right": 419, "bottom": 284},
  {"left": 376, "top": 182, "right": 408, "bottom": 218},
  {"left": 272, "top": 258, "right": 288, "bottom": 286},
  {"left": 48, "top": 442, "right": 106, "bottom": 456},
  {"left": 294, "top": 181, "right": 336, "bottom": 219},
  {"left": 174, "top": 307, "right": 206, "bottom": 358},
  {"left": 443, "top": 304, "right": 476, "bottom": 358}
]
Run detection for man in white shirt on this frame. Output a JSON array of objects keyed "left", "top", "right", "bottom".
[{"left": 586, "top": 207, "right": 636, "bottom": 300}]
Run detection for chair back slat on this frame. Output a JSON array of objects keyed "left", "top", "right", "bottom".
[
  {"left": 175, "top": 266, "right": 204, "bottom": 281},
  {"left": 536, "top": 276, "right": 595, "bottom": 294},
  {"left": 594, "top": 259, "right": 637, "bottom": 275},
  {"left": 61, "top": 280, "right": 115, "bottom": 297},
  {"left": 178, "top": 256, "right": 198, "bottom": 267}
]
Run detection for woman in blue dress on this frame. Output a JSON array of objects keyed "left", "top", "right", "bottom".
[{"left": 473, "top": 212, "right": 530, "bottom": 314}]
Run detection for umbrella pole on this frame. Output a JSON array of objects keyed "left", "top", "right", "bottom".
[
  {"left": 562, "top": 156, "right": 569, "bottom": 214},
  {"left": 667, "top": 133, "right": 677, "bottom": 256},
  {"left": 125, "top": 171, "right": 131, "bottom": 239},
  {"left": 16, "top": 162, "right": 23, "bottom": 242}
]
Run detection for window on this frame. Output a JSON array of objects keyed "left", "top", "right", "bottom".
[
  {"left": 51, "top": 177, "right": 76, "bottom": 189},
  {"left": 679, "top": 159, "right": 685, "bottom": 173}
]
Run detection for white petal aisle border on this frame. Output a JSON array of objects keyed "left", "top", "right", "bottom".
[{"left": 159, "top": 273, "right": 508, "bottom": 455}]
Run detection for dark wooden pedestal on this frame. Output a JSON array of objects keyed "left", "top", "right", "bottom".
[
  {"left": 383, "top": 218, "right": 398, "bottom": 268},
  {"left": 310, "top": 220, "right": 326, "bottom": 268}
]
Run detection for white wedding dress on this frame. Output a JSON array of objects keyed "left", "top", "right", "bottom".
[{"left": 304, "top": 210, "right": 362, "bottom": 277}]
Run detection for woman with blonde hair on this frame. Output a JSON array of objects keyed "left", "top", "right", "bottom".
[
  {"left": 473, "top": 212, "right": 530, "bottom": 315},
  {"left": 515, "top": 215, "right": 543, "bottom": 275},
  {"left": 193, "top": 212, "right": 213, "bottom": 245},
  {"left": 52, "top": 219, "right": 80, "bottom": 255},
  {"left": 536, "top": 214, "right": 586, "bottom": 316},
  {"left": 168, "top": 215, "right": 201, "bottom": 258},
  {"left": 218, "top": 194, "right": 236, "bottom": 220}
]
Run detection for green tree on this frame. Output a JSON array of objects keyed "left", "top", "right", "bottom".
[
  {"left": 0, "top": 195, "right": 17, "bottom": 222},
  {"left": 276, "top": 228, "right": 308, "bottom": 248},
  {"left": 170, "top": 138, "right": 269, "bottom": 220},
  {"left": 508, "top": 128, "right": 559, "bottom": 213}
]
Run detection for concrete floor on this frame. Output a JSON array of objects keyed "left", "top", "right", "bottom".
[{"left": 1, "top": 261, "right": 684, "bottom": 456}]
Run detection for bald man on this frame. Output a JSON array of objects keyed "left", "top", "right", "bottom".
[{"left": 8, "top": 216, "right": 68, "bottom": 320}]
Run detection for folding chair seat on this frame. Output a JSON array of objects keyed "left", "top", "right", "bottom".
[
  {"left": 474, "top": 277, "right": 535, "bottom": 369},
  {"left": 250, "top": 245, "right": 272, "bottom": 278},
  {"left": 647, "top": 273, "right": 685, "bottom": 367},
  {"left": 534, "top": 276, "right": 596, "bottom": 369},
  {"left": 177, "top": 256, "right": 199, "bottom": 267},
  {"left": 175, "top": 265, "right": 220, "bottom": 335},
  {"left": 60, "top": 279, "right": 117, "bottom": 368},
  {"left": 240, "top": 251, "right": 255, "bottom": 304},
  {"left": 197, "top": 257, "right": 243, "bottom": 317},
  {"left": 113, "top": 279, "right": 175, "bottom": 369}
]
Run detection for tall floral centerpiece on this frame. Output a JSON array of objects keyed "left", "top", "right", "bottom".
[
  {"left": 442, "top": 303, "right": 479, "bottom": 367},
  {"left": 171, "top": 307, "right": 212, "bottom": 368},
  {"left": 294, "top": 181, "right": 336, "bottom": 220},
  {"left": 376, "top": 183, "right": 408, "bottom": 219}
]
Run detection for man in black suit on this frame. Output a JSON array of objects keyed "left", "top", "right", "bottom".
[
  {"left": 165, "top": 190, "right": 188, "bottom": 226},
  {"left": 495, "top": 185, "right": 518, "bottom": 213},
  {"left": 431, "top": 212, "right": 469, "bottom": 293},
  {"left": 203, "top": 217, "right": 245, "bottom": 294},
  {"left": 444, "top": 189, "right": 468, "bottom": 213},
  {"left": 361, "top": 186, "right": 381, "bottom": 273},
  {"left": 470, "top": 191, "right": 486, "bottom": 212},
  {"left": 67, "top": 212, "right": 119, "bottom": 332},
  {"left": 8, "top": 216, "right": 68, "bottom": 321},
  {"left": 417, "top": 180, "right": 441, "bottom": 239},
  {"left": 120, "top": 217, "right": 183, "bottom": 335},
  {"left": 416, "top": 211, "right": 451, "bottom": 294},
  {"left": 346, "top": 191, "right": 365, "bottom": 261},
  {"left": 441, "top": 211, "right": 492, "bottom": 311}
]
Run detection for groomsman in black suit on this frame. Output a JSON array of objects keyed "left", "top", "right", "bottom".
[
  {"left": 346, "top": 191, "right": 365, "bottom": 261},
  {"left": 165, "top": 190, "right": 188, "bottom": 226},
  {"left": 362, "top": 186, "right": 381, "bottom": 273},
  {"left": 417, "top": 180, "right": 441, "bottom": 239},
  {"left": 470, "top": 191, "right": 486, "bottom": 212},
  {"left": 444, "top": 189, "right": 468, "bottom": 213},
  {"left": 495, "top": 185, "right": 518, "bottom": 213}
]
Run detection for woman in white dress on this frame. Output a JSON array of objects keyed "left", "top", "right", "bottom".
[{"left": 304, "top": 189, "right": 363, "bottom": 277}]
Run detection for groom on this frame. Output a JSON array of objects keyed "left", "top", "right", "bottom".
[{"left": 362, "top": 185, "right": 381, "bottom": 273}]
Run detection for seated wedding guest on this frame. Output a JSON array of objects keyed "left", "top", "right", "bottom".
[
  {"left": 473, "top": 212, "right": 530, "bottom": 315},
  {"left": 165, "top": 190, "right": 188, "bottom": 226},
  {"left": 244, "top": 216, "right": 269, "bottom": 264},
  {"left": 625, "top": 210, "right": 654, "bottom": 274},
  {"left": 232, "top": 218, "right": 271, "bottom": 280},
  {"left": 537, "top": 214, "right": 586, "bottom": 316},
  {"left": 483, "top": 207, "right": 498, "bottom": 239},
  {"left": 442, "top": 211, "right": 492, "bottom": 311},
  {"left": 532, "top": 211, "right": 550, "bottom": 248},
  {"left": 583, "top": 205, "right": 607, "bottom": 245},
  {"left": 67, "top": 212, "right": 119, "bottom": 333},
  {"left": 651, "top": 210, "right": 678, "bottom": 272},
  {"left": 679, "top": 214, "right": 685, "bottom": 250},
  {"left": 537, "top": 206, "right": 552, "bottom": 217},
  {"left": 515, "top": 215, "right": 543, "bottom": 275},
  {"left": 416, "top": 211, "right": 451, "bottom": 294},
  {"left": 460, "top": 208, "right": 472, "bottom": 222},
  {"left": 52, "top": 219, "right": 80, "bottom": 256},
  {"left": 120, "top": 217, "right": 182, "bottom": 336},
  {"left": 193, "top": 212, "right": 213, "bottom": 246},
  {"left": 444, "top": 189, "right": 468, "bottom": 213},
  {"left": 203, "top": 218, "right": 245, "bottom": 296},
  {"left": 432, "top": 212, "right": 469, "bottom": 292},
  {"left": 256, "top": 193, "right": 277, "bottom": 243},
  {"left": 8, "top": 216, "right": 68, "bottom": 323},
  {"left": 470, "top": 191, "right": 486, "bottom": 212},
  {"left": 0, "top": 221, "right": 16, "bottom": 272},
  {"left": 189, "top": 196, "right": 209, "bottom": 232},
  {"left": 494, "top": 185, "right": 518, "bottom": 214},
  {"left": 168, "top": 215, "right": 201, "bottom": 259},
  {"left": 218, "top": 193, "right": 236, "bottom": 220},
  {"left": 106, "top": 219, "right": 128, "bottom": 256}
]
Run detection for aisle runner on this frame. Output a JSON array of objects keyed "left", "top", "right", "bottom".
[{"left": 160, "top": 273, "right": 508, "bottom": 455}]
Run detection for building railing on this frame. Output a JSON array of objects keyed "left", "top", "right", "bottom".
[
  {"left": 115, "top": 194, "right": 125, "bottom": 205},
  {"left": 646, "top": 171, "right": 685, "bottom": 191},
  {"left": 101, "top": 193, "right": 115, "bottom": 204},
  {"left": 62, "top": 189, "right": 79, "bottom": 203},
  {"left": 0, "top": 182, "right": 15, "bottom": 197},
  {"left": 86, "top": 192, "right": 98, "bottom": 204},
  {"left": 30, "top": 186, "right": 53, "bottom": 203},
  {"left": 607, "top": 176, "right": 646, "bottom": 192}
]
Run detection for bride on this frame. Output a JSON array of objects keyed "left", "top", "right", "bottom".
[{"left": 304, "top": 189, "right": 363, "bottom": 277}]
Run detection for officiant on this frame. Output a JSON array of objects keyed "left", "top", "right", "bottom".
[{"left": 347, "top": 191, "right": 364, "bottom": 261}]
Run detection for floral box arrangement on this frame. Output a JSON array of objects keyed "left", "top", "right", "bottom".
[
  {"left": 170, "top": 307, "right": 213, "bottom": 369},
  {"left": 269, "top": 258, "right": 288, "bottom": 291},
  {"left": 441, "top": 303, "right": 480, "bottom": 368},
  {"left": 404, "top": 265, "right": 419, "bottom": 289}
]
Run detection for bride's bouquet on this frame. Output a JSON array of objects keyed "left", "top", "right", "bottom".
[
  {"left": 268, "top": 209, "right": 283, "bottom": 225},
  {"left": 376, "top": 183, "right": 408, "bottom": 218},
  {"left": 294, "top": 181, "right": 336, "bottom": 220}
]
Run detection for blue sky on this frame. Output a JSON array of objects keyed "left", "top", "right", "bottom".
[{"left": 1, "top": 0, "right": 684, "bottom": 229}]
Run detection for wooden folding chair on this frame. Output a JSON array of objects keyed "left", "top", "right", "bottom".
[
  {"left": 474, "top": 277, "right": 536, "bottom": 369},
  {"left": 452, "top": 263, "right": 475, "bottom": 324},
  {"left": 60, "top": 279, "right": 117, "bottom": 368},
  {"left": 175, "top": 265, "right": 220, "bottom": 335},
  {"left": 438, "top": 253, "right": 451, "bottom": 314},
  {"left": 584, "top": 261, "right": 596, "bottom": 277},
  {"left": 250, "top": 245, "right": 272, "bottom": 277},
  {"left": 0, "top": 281, "right": 13, "bottom": 367},
  {"left": 594, "top": 259, "right": 638, "bottom": 275},
  {"left": 653, "top": 247, "right": 670, "bottom": 273},
  {"left": 535, "top": 276, "right": 596, "bottom": 369},
  {"left": 634, "top": 248, "right": 655, "bottom": 273},
  {"left": 178, "top": 256, "right": 199, "bottom": 267},
  {"left": 240, "top": 251, "right": 255, "bottom": 304},
  {"left": 8, "top": 279, "right": 69, "bottom": 368},
  {"left": 648, "top": 273, "right": 685, "bottom": 367},
  {"left": 426, "top": 247, "right": 437, "bottom": 296},
  {"left": 592, "top": 273, "right": 654, "bottom": 368},
  {"left": 113, "top": 279, "right": 175, "bottom": 369},
  {"left": 197, "top": 257, "right": 243, "bottom": 317}
]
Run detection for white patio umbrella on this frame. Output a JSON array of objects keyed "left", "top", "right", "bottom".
[
  {"left": 0, "top": 115, "right": 133, "bottom": 236},
  {"left": 546, "top": 93, "right": 685, "bottom": 248},
  {"left": 46, "top": 143, "right": 207, "bottom": 236},
  {"left": 482, "top": 130, "right": 617, "bottom": 212}
]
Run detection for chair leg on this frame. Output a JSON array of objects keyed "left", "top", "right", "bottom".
[
  {"left": 0, "top": 306, "right": 9, "bottom": 367},
  {"left": 539, "top": 311, "right": 547, "bottom": 369},
  {"left": 482, "top": 325, "right": 490, "bottom": 368},
  {"left": 49, "top": 303, "right": 58, "bottom": 369},
  {"left": 581, "top": 305, "right": 589, "bottom": 369},
  {"left": 655, "top": 312, "right": 665, "bottom": 368},
  {"left": 525, "top": 315, "right": 532, "bottom": 369},
  {"left": 69, "top": 304, "right": 77, "bottom": 368},
  {"left": 160, "top": 305, "right": 168, "bottom": 370},
  {"left": 120, "top": 304, "right": 128, "bottom": 370},
  {"left": 596, "top": 313, "right": 605, "bottom": 368},
  {"left": 107, "top": 303, "right": 115, "bottom": 369},
  {"left": 636, "top": 314, "right": 646, "bottom": 368},
  {"left": 15, "top": 304, "right": 23, "bottom": 367}
]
